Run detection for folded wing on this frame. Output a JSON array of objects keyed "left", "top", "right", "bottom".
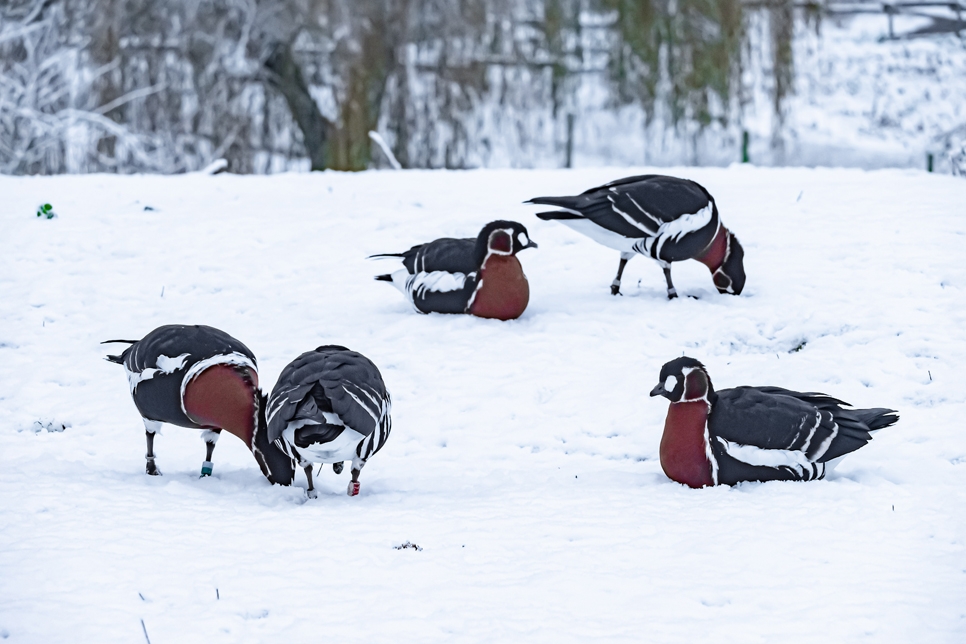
[{"left": 267, "top": 346, "right": 391, "bottom": 446}]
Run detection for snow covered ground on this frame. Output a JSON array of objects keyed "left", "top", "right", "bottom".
[{"left": 0, "top": 166, "right": 964, "bottom": 642}]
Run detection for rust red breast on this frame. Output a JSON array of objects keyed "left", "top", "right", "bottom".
[
  {"left": 659, "top": 401, "right": 714, "bottom": 488},
  {"left": 694, "top": 224, "right": 728, "bottom": 273},
  {"left": 468, "top": 255, "right": 530, "bottom": 320},
  {"left": 183, "top": 364, "right": 258, "bottom": 446}
]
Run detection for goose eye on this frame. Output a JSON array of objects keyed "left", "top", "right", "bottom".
[
  {"left": 517, "top": 232, "right": 528, "bottom": 247},
  {"left": 664, "top": 375, "right": 677, "bottom": 391}
]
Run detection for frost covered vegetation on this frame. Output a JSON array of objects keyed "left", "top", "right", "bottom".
[{"left": 2, "top": 0, "right": 964, "bottom": 174}]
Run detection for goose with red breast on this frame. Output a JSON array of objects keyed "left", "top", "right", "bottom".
[
  {"left": 649, "top": 357, "right": 898, "bottom": 487},
  {"left": 371, "top": 220, "right": 537, "bottom": 320}
]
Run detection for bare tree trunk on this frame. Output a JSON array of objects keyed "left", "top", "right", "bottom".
[{"left": 264, "top": 41, "right": 330, "bottom": 171}]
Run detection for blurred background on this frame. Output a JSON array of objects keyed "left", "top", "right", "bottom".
[{"left": 1, "top": 0, "right": 964, "bottom": 175}]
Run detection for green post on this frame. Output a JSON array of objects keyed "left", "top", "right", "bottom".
[
  {"left": 741, "top": 131, "right": 750, "bottom": 164},
  {"left": 927, "top": 153, "right": 934, "bottom": 173}
]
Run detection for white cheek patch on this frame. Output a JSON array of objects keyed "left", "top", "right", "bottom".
[
  {"left": 517, "top": 232, "right": 529, "bottom": 247},
  {"left": 664, "top": 375, "right": 677, "bottom": 392}
]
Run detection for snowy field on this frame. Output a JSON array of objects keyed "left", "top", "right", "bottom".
[{"left": 1, "top": 167, "right": 964, "bottom": 642}]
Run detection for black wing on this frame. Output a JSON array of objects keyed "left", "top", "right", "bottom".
[
  {"left": 408, "top": 270, "right": 478, "bottom": 315},
  {"left": 267, "top": 346, "right": 391, "bottom": 446},
  {"left": 530, "top": 175, "right": 712, "bottom": 233},
  {"left": 709, "top": 386, "right": 896, "bottom": 485},
  {"left": 120, "top": 325, "right": 256, "bottom": 374},
  {"left": 113, "top": 325, "right": 257, "bottom": 427},
  {"left": 529, "top": 175, "right": 719, "bottom": 262},
  {"left": 373, "top": 237, "right": 477, "bottom": 274},
  {"left": 710, "top": 387, "right": 843, "bottom": 457}
]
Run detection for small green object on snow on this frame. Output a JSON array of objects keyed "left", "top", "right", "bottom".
[{"left": 36, "top": 203, "right": 56, "bottom": 219}]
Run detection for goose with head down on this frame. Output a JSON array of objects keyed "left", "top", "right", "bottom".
[
  {"left": 528, "top": 174, "right": 745, "bottom": 298},
  {"left": 104, "top": 324, "right": 293, "bottom": 483},
  {"left": 266, "top": 345, "right": 392, "bottom": 497}
]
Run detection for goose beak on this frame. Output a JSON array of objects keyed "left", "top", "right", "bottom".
[
  {"left": 525, "top": 240, "right": 538, "bottom": 249},
  {"left": 649, "top": 383, "right": 666, "bottom": 397}
]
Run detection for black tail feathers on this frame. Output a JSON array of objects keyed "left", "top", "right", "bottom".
[
  {"left": 526, "top": 195, "right": 576, "bottom": 208},
  {"left": 374, "top": 274, "right": 393, "bottom": 282},
  {"left": 101, "top": 339, "right": 136, "bottom": 365},
  {"left": 858, "top": 408, "right": 899, "bottom": 431},
  {"left": 535, "top": 210, "right": 583, "bottom": 221}
]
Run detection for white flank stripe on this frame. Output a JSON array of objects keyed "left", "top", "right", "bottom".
[
  {"left": 811, "top": 415, "right": 839, "bottom": 461},
  {"left": 406, "top": 271, "right": 472, "bottom": 302},
  {"left": 155, "top": 353, "right": 190, "bottom": 373},
  {"left": 716, "top": 436, "right": 814, "bottom": 472},
  {"left": 651, "top": 202, "right": 715, "bottom": 260},
  {"left": 555, "top": 217, "right": 640, "bottom": 253},
  {"left": 124, "top": 352, "right": 191, "bottom": 393}
]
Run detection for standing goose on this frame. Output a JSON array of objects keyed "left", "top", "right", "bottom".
[
  {"left": 266, "top": 345, "right": 392, "bottom": 497},
  {"left": 104, "top": 325, "right": 294, "bottom": 483},
  {"left": 527, "top": 174, "right": 745, "bottom": 298},
  {"left": 649, "top": 357, "right": 898, "bottom": 487},
  {"left": 371, "top": 220, "right": 537, "bottom": 320}
]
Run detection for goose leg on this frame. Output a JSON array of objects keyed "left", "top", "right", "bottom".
[
  {"left": 304, "top": 463, "right": 318, "bottom": 499},
  {"left": 348, "top": 468, "right": 361, "bottom": 496},
  {"left": 200, "top": 429, "right": 220, "bottom": 477},
  {"left": 662, "top": 265, "right": 678, "bottom": 299},
  {"left": 144, "top": 419, "right": 162, "bottom": 475},
  {"left": 611, "top": 252, "right": 634, "bottom": 295}
]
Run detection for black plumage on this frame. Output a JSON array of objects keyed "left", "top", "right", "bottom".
[
  {"left": 650, "top": 356, "right": 898, "bottom": 487},
  {"left": 528, "top": 174, "right": 745, "bottom": 298},
  {"left": 103, "top": 324, "right": 294, "bottom": 483},
  {"left": 266, "top": 345, "right": 392, "bottom": 497},
  {"left": 105, "top": 324, "right": 257, "bottom": 429},
  {"left": 370, "top": 220, "right": 537, "bottom": 317}
]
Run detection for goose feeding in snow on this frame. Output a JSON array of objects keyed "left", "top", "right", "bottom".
[
  {"left": 104, "top": 324, "right": 293, "bottom": 482},
  {"left": 528, "top": 174, "right": 745, "bottom": 298},
  {"left": 266, "top": 345, "right": 392, "bottom": 497}
]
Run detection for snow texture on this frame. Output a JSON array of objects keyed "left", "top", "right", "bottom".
[{"left": 0, "top": 167, "right": 964, "bottom": 642}]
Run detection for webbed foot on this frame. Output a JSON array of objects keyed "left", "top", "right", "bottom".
[{"left": 145, "top": 457, "right": 161, "bottom": 476}]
